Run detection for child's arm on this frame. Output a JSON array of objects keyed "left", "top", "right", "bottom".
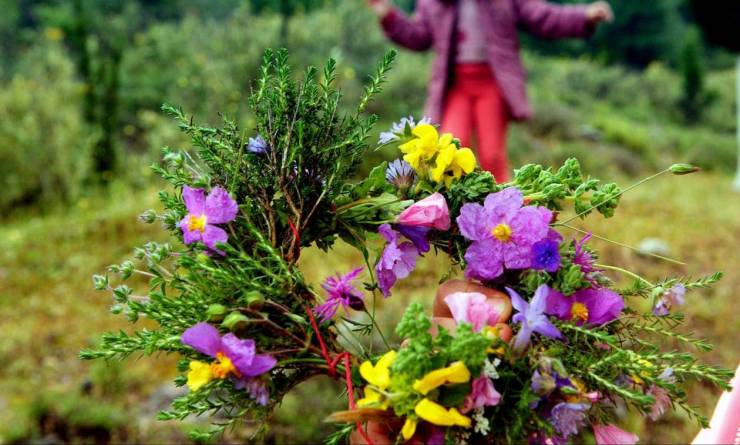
[
  {"left": 367, "top": 0, "right": 433, "bottom": 52},
  {"left": 514, "top": 0, "right": 612, "bottom": 39}
]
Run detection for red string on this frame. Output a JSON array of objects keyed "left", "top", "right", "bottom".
[
  {"left": 305, "top": 308, "right": 374, "bottom": 444},
  {"left": 287, "top": 218, "right": 301, "bottom": 254}
]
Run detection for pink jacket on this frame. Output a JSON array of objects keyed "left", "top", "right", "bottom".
[{"left": 380, "top": 0, "right": 594, "bottom": 122}]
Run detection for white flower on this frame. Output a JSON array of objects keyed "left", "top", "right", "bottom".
[
  {"left": 377, "top": 115, "right": 432, "bottom": 145},
  {"left": 484, "top": 358, "right": 501, "bottom": 380},
  {"left": 473, "top": 408, "right": 491, "bottom": 435}
]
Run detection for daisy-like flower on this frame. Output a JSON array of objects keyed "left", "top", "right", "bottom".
[
  {"left": 378, "top": 115, "right": 431, "bottom": 145},
  {"left": 507, "top": 285, "right": 562, "bottom": 352},
  {"left": 313, "top": 267, "right": 365, "bottom": 322},
  {"left": 545, "top": 287, "right": 625, "bottom": 326},
  {"left": 375, "top": 224, "right": 419, "bottom": 297},
  {"left": 179, "top": 186, "right": 238, "bottom": 254},
  {"left": 430, "top": 142, "right": 476, "bottom": 187},
  {"left": 457, "top": 188, "right": 553, "bottom": 280},
  {"left": 180, "top": 323, "right": 276, "bottom": 405},
  {"left": 550, "top": 402, "right": 590, "bottom": 438},
  {"left": 385, "top": 158, "right": 416, "bottom": 189}
]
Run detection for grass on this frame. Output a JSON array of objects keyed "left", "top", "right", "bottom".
[{"left": 0, "top": 171, "right": 737, "bottom": 443}]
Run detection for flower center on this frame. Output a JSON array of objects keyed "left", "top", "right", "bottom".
[
  {"left": 210, "top": 352, "right": 240, "bottom": 379},
  {"left": 491, "top": 223, "right": 512, "bottom": 242},
  {"left": 187, "top": 214, "right": 208, "bottom": 233},
  {"left": 571, "top": 303, "right": 589, "bottom": 322}
]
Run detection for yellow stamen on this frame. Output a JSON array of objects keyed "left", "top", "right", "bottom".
[
  {"left": 187, "top": 214, "right": 208, "bottom": 233},
  {"left": 492, "top": 223, "right": 512, "bottom": 242},
  {"left": 210, "top": 352, "right": 240, "bottom": 379},
  {"left": 571, "top": 302, "right": 589, "bottom": 322}
]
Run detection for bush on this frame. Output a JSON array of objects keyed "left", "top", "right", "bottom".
[{"left": 0, "top": 41, "right": 95, "bottom": 213}]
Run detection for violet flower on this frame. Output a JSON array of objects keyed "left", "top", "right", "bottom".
[
  {"left": 247, "top": 135, "right": 269, "bottom": 154},
  {"left": 181, "top": 322, "right": 276, "bottom": 405},
  {"left": 592, "top": 424, "right": 639, "bottom": 445},
  {"left": 653, "top": 284, "right": 686, "bottom": 316},
  {"left": 375, "top": 224, "right": 419, "bottom": 297},
  {"left": 545, "top": 287, "right": 624, "bottom": 326},
  {"left": 549, "top": 402, "right": 590, "bottom": 438},
  {"left": 507, "top": 285, "right": 562, "bottom": 352},
  {"left": 531, "top": 239, "right": 561, "bottom": 272},
  {"left": 457, "top": 188, "right": 552, "bottom": 280},
  {"left": 462, "top": 374, "right": 501, "bottom": 412},
  {"left": 395, "top": 224, "right": 431, "bottom": 253},
  {"left": 573, "top": 233, "right": 601, "bottom": 284},
  {"left": 179, "top": 186, "right": 238, "bottom": 254},
  {"left": 444, "top": 291, "right": 500, "bottom": 332},
  {"left": 313, "top": 267, "right": 365, "bottom": 322}
]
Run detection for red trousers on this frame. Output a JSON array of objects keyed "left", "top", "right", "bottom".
[{"left": 441, "top": 63, "right": 510, "bottom": 182}]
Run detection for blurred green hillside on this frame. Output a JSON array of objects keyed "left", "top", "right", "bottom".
[{"left": 0, "top": 0, "right": 738, "bottom": 443}]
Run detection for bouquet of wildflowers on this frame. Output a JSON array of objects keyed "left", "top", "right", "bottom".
[{"left": 83, "top": 50, "right": 732, "bottom": 444}]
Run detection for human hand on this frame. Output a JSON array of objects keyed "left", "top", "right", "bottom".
[
  {"left": 366, "top": 0, "right": 392, "bottom": 18},
  {"left": 586, "top": 1, "right": 614, "bottom": 25}
]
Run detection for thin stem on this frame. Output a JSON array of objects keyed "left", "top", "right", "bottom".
[
  {"left": 560, "top": 168, "right": 670, "bottom": 225},
  {"left": 556, "top": 223, "right": 686, "bottom": 265},
  {"left": 595, "top": 263, "right": 654, "bottom": 287},
  {"left": 133, "top": 269, "right": 157, "bottom": 278},
  {"left": 363, "top": 308, "right": 391, "bottom": 350}
]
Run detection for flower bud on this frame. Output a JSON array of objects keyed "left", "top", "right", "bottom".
[
  {"left": 221, "top": 312, "right": 250, "bottom": 331},
  {"left": 243, "top": 291, "right": 265, "bottom": 309},
  {"left": 669, "top": 163, "right": 700, "bottom": 175},
  {"left": 138, "top": 209, "right": 157, "bottom": 224},
  {"left": 93, "top": 274, "right": 108, "bottom": 291},
  {"left": 206, "top": 304, "right": 227, "bottom": 321},
  {"left": 285, "top": 313, "right": 307, "bottom": 326}
]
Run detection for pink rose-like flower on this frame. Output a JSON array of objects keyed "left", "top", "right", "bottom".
[
  {"left": 462, "top": 374, "right": 501, "bottom": 412},
  {"left": 398, "top": 192, "right": 450, "bottom": 231},
  {"left": 444, "top": 291, "right": 500, "bottom": 332},
  {"left": 593, "top": 424, "right": 639, "bottom": 445}
]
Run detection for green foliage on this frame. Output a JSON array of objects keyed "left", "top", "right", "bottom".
[{"left": 678, "top": 27, "right": 711, "bottom": 123}]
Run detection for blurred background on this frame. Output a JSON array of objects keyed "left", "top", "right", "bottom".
[{"left": 0, "top": 0, "right": 738, "bottom": 443}]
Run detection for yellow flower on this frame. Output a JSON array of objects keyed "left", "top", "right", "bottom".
[
  {"left": 414, "top": 398, "right": 471, "bottom": 427},
  {"left": 357, "top": 387, "right": 389, "bottom": 410},
  {"left": 186, "top": 360, "right": 214, "bottom": 391},
  {"left": 401, "top": 418, "right": 418, "bottom": 440},
  {"left": 359, "top": 350, "right": 397, "bottom": 389},
  {"left": 399, "top": 124, "right": 446, "bottom": 171},
  {"left": 430, "top": 144, "right": 476, "bottom": 187},
  {"left": 412, "top": 361, "right": 470, "bottom": 395}
]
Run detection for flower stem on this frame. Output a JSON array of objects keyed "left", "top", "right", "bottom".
[{"left": 594, "top": 263, "right": 654, "bottom": 287}]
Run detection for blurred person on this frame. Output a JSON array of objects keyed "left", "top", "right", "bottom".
[{"left": 367, "top": 0, "right": 613, "bottom": 181}]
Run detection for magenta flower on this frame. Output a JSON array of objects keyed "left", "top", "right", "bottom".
[
  {"left": 444, "top": 291, "right": 500, "bottom": 332},
  {"left": 179, "top": 186, "right": 238, "bottom": 254},
  {"left": 653, "top": 284, "right": 686, "bottom": 316},
  {"left": 507, "top": 285, "right": 562, "bottom": 352},
  {"left": 457, "top": 188, "right": 552, "bottom": 280},
  {"left": 181, "top": 322, "right": 276, "bottom": 404},
  {"left": 592, "top": 424, "right": 639, "bottom": 445},
  {"left": 313, "top": 267, "right": 365, "bottom": 322},
  {"left": 550, "top": 402, "right": 590, "bottom": 438},
  {"left": 463, "top": 374, "right": 501, "bottom": 412},
  {"left": 545, "top": 288, "right": 624, "bottom": 326},
  {"left": 375, "top": 224, "right": 419, "bottom": 297},
  {"left": 572, "top": 233, "right": 601, "bottom": 284},
  {"left": 398, "top": 192, "right": 451, "bottom": 231}
]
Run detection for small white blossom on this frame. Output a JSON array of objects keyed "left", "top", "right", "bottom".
[
  {"left": 455, "top": 430, "right": 471, "bottom": 445},
  {"left": 484, "top": 358, "right": 501, "bottom": 380},
  {"left": 377, "top": 115, "right": 432, "bottom": 145},
  {"left": 473, "top": 408, "right": 491, "bottom": 435}
]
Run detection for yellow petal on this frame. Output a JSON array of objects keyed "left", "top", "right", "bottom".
[
  {"left": 403, "top": 151, "right": 423, "bottom": 171},
  {"left": 357, "top": 387, "right": 389, "bottom": 409},
  {"left": 454, "top": 147, "right": 477, "bottom": 174},
  {"left": 399, "top": 139, "right": 417, "bottom": 154},
  {"left": 377, "top": 350, "right": 397, "bottom": 369},
  {"left": 186, "top": 360, "right": 214, "bottom": 391},
  {"left": 431, "top": 146, "right": 455, "bottom": 183},
  {"left": 438, "top": 132, "right": 454, "bottom": 148},
  {"left": 359, "top": 351, "right": 397, "bottom": 389},
  {"left": 401, "top": 418, "right": 418, "bottom": 440},
  {"left": 412, "top": 361, "right": 470, "bottom": 395},
  {"left": 412, "top": 123, "right": 438, "bottom": 142},
  {"left": 414, "top": 398, "right": 471, "bottom": 427}
]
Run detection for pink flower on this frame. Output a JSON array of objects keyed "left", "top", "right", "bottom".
[
  {"left": 648, "top": 385, "right": 671, "bottom": 421},
  {"left": 179, "top": 186, "right": 238, "bottom": 254},
  {"left": 463, "top": 374, "right": 501, "bottom": 412},
  {"left": 444, "top": 291, "right": 500, "bottom": 332},
  {"left": 398, "top": 192, "right": 450, "bottom": 231},
  {"left": 593, "top": 424, "right": 639, "bottom": 445}
]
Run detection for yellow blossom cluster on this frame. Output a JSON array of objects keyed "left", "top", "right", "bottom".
[{"left": 399, "top": 124, "right": 476, "bottom": 187}]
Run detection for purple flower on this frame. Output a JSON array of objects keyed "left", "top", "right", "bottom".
[
  {"left": 508, "top": 285, "right": 562, "bottom": 352},
  {"left": 178, "top": 186, "right": 238, "bottom": 254},
  {"left": 463, "top": 374, "right": 501, "bottom": 412},
  {"left": 573, "top": 233, "right": 601, "bottom": 283},
  {"left": 378, "top": 115, "right": 431, "bottom": 145},
  {"left": 247, "top": 135, "right": 269, "bottom": 154},
  {"left": 181, "top": 322, "right": 276, "bottom": 404},
  {"left": 549, "top": 402, "right": 590, "bottom": 438},
  {"left": 395, "top": 224, "right": 431, "bottom": 253},
  {"left": 313, "top": 267, "right": 365, "bottom": 322},
  {"left": 386, "top": 159, "right": 415, "bottom": 189},
  {"left": 375, "top": 224, "right": 419, "bottom": 297},
  {"left": 531, "top": 239, "right": 561, "bottom": 272},
  {"left": 653, "top": 284, "right": 686, "bottom": 316},
  {"left": 545, "top": 287, "right": 624, "bottom": 326},
  {"left": 457, "top": 188, "right": 552, "bottom": 280}
]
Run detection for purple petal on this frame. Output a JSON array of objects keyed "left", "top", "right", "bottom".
[
  {"left": 530, "top": 285, "right": 551, "bottom": 314},
  {"left": 242, "top": 354, "right": 277, "bottom": 378},
  {"left": 510, "top": 206, "right": 550, "bottom": 245},
  {"left": 182, "top": 186, "right": 206, "bottom": 214},
  {"left": 544, "top": 288, "right": 572, "bottom": 320},
  {"left": 220, "top": 333, "right": 257, "bottom": 375},
  {"left": 205, "top": 186, "right": 238, "bottom": 224},
  {"left": 202, "top": 224, "right": 229, "bottom": 253},
  {"left": 577, "top": 288, "right": 624, "bottom": 325},
  {"left": 484, "top": 188, "right": 523, "bottom": 220},
  {"left": 396, "top": 224, "right": 431, "bottom": 253},
  {"left": 534, "top": 317, "right": 562, "bottom": 340},
  {"left": 464, "top": 239, "right": 504, "bottom": 280},
  {"left": 512, "top": 327, "right": 532, "bottom": 351},
  {"left": 378, "top": 223, "right": 398, "bottom": 244},
  {"left": 181, "top": 322, "right": 222, "bottom": 357},
  {"left": 507, "top": 287, "right": 528, "bottom": 314},
  {"left": 179, "top": 216, "right": 203, "bottom": 245},
  {"left": 457, "top": 203, "right": 491, "bottom": 241},
  {"left": 502, "top": 242, "right": 533, "bottom": 270}
]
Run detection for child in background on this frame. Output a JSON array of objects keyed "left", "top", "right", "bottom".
[{"left": 367, "top": 0, "right": 613, "bottom": 181}]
